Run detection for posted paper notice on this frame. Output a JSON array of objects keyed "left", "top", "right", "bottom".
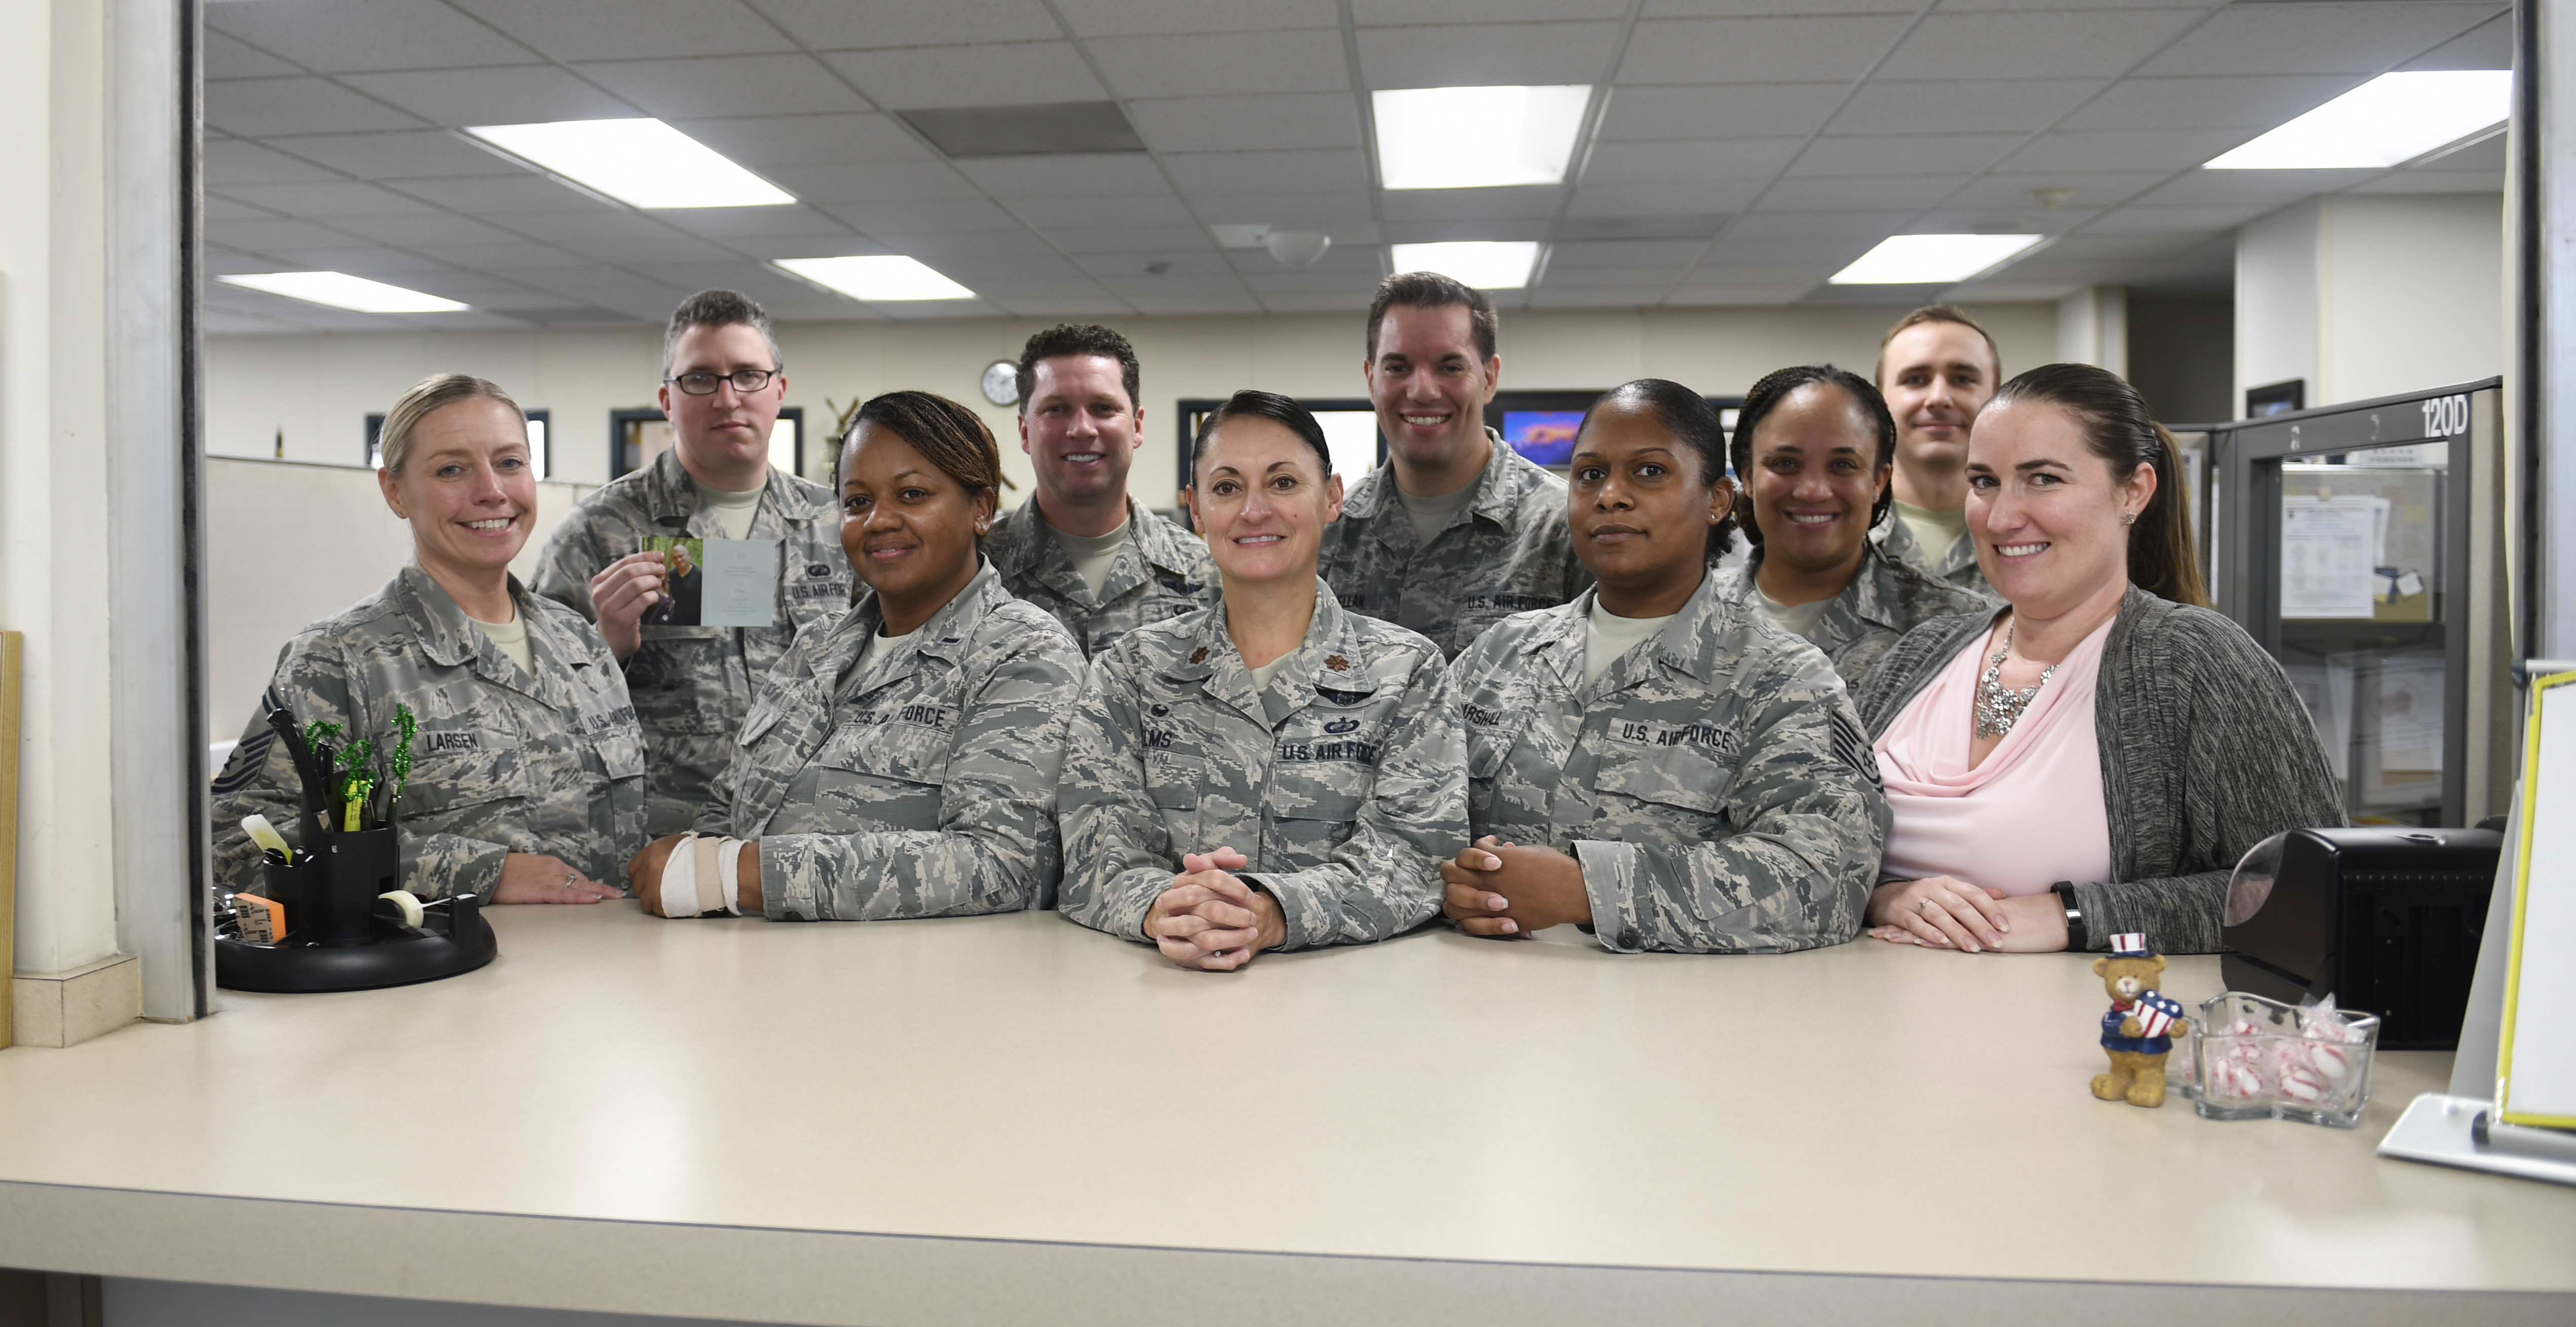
[{"left": 2282, "top": 496, "right": 2378, "bottom": 619}]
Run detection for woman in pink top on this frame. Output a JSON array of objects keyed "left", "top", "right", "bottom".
[{"left": 1851, "top": 364, "right": 2340, "bottom": 955}]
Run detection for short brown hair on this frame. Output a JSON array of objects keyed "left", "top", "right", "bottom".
[
  {"left": 1875, "top": 304, "right": 1999, "bottom": 385},
  {"left": 1016, "top": 323, "right": 1141, "bottom": 415},
  {"left": 380, "top": 374, "right": 522, "bottom": 476},
  {"left": 1366, "top": 271, "right": 1498, "bottom": 363},
  {"left": 664, "top": 288, "right": 782, "bottom": 378},
  {"left": 846, "top": 390, "right": 1016, "bottom": 498}
]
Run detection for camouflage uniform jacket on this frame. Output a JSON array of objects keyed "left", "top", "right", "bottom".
[
  {"left": 1446, "top": 570, "right": 1889, "bottom": 954},
  {"left": 1714, "top": 539, "right": 1994, "bottom": 689},
  {"left": 212, "top": 564, "right": 647, "bottom": 901},
  {"left": 1873, "top": 511, "right": 1992, "bottom": 596},
  {"left": 1319, "top": 432, "right": 1591, "bottom": 658},
  {"left": 983, "top": 496, "right": 1214, "bottom": 656},
  {"left": 697, "top": 563, "right": 1085, "bottom": 919},
  {"left": 1057, "top": 580, "right": 1468, "bottom": 950},
  {"left": 531, "top": 447, "right": 851, "bottom": 833}
]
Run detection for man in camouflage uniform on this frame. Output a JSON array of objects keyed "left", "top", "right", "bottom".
[
  {"left": 212, "top": 565, "right": 647, "bottom": 901},
  {"left": 1718, "top": 539, "right": 1994, "bottom": 689},
  {"left": 1442, "top": 571, "right": 1889, "bottom": 954},
  {"left": 1871, "top": 305, "right": 1999, "bottom": 595},
  {"left": 1320, "top": 272, "right": 1588, "bottom": 657},
  {"left": 1056, "top": 582, "right": 1467, "bottom": 956},
  {"left": 682, "top": 564, "right": 1085, "bottom": 919},
  {"left": 532, "top": 290, "right": 850, "bottom": 833},
  {"left": 985, "top": 323, "right": 1212, "bottom": 655}
]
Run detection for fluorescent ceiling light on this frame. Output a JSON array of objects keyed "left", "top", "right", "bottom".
[
  {"left": 775, "top": 255, "right": 977, "bottom": 302},
  {"left": 1828, "top": 234, "right": 2042, "bottom": 285},
  {"left": 2206, "top": 70, "right": 2511, "bottom": 170},
  {"left": 218, "top": 271, "right": 468, "bottom": 313},
  {"left": 1390, "top": 241, "right": 1540, "bottom": 290},
  {"left": 463, "top": 118, "right": 794, "bottom": 208},
  {"left": 1374, "top": 86, "right": 1591, "bottom": 190}
]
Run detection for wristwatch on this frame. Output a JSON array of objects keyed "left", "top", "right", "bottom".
[{"left": 2051, "top": 880, "right": 2088, "bottom": 951}]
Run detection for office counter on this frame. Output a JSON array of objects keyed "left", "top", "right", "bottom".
[{"left": 0, "top": 906, "right": 2568, "bottom": 1325}]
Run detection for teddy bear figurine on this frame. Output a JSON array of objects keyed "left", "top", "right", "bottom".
[{"left": 2093, "top": 932, "right": 2188, "bottom": 1108}]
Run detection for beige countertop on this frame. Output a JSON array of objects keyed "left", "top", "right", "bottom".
[{"left": 1, "top": 906, "right": 2569, "bottom": 1324}]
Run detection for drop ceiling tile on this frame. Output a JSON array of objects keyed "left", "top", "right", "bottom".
[
  {"left": 338, "top": 66, "right": 638, "bottom": 127},
  {"left": 204, "top": 30, "right": 301, "bottom": 80},
  {"left": 1257, "top": 290, "right": 1375, "bottom": 312},
  {"left": 396, "top": 175, "right": 624, "bottom": 215},
  {"left": 237, "top": 246, "right": 457, "bottom": 277},
  {"left": 1187, "top": 192, "right": 1379, "bottom": 229},
  {"left": 206, "top": 216, "right": 368, "bottom": 251},
  {"left": 1756, "top": 174, "right": 1963, "bottom": 210},
  {"left": 1126, "top": 94, "right": 1363, "bottom": 154},
  {"left": 824, "top": 43, "right": 1108, "bottom": 109},
  {"left": 1909, "top": 206, "right": 2104, "bottom": 234},
  {"left": 759, "top": 0, "right": 1062, "bottom": 49},
  {"left": 762, "top": 161, "right": 988, "bottom": 205},
  {"left": 626, "top": 262, "right": 800, "bottom": 292},
  {"left": 1877, "top": 9, "right": 2205, "bottom": 80},
  {"left": 2135, "top": 3, "right": 2508, "bottom": 77},
  {"left": 1042, "top": 226, "right": 1225, "bottom": 255},
  {"left": 1377, "top": 220, "right": 1551, "bottom": 247},
  {"left": 1086, "top": 30, "right": 1350, "bottom": 99},
  {"left": 1791, "top": 133, "right": 2021, "bottom": 177},
  {"left": 991, "top": 194, "right": 1197, "bottom": 228},
  {"left": 1618, "top": 16, "right": 1915, "bottom": 85},
  {"left": 1645, "top": 0, "right": 1915, "bottom": 12},
  {"left": 205, "top": 1, "right": 540, "bottom": 72},
  {"left": 2349, "top": 166, "right": 2507, "bottom": 194},
  {"left": 1828, "top": 79, "right": 2108, "bottom": 136},
  {"left": 1938, "top": 170, "right": 2170, "bottom": 211},
  {"left": 444, "top": 0, "right": 796, "bottom": 61},
  {"left": 732, "top": 235, "right": 896, "bottom": 261},
  {"left": 266, "top": 130, "right": 524, "bottom": 180},
  {"left": 1226, "top": 243, "right": 1385, "bottom": 274},
  {"left": 1546, "top": 239, "right": 1707, "bottom": 268},
  {"left": 1359, "top": 0, "right": 1628, "bottom": 20},
  {"left": 412, "top": 241, "right": 596, "bottom": 270},
  {"left": 1356, "top": 21, "right": 1621, "bottom": 89},
  {"left": 2034, "top": 231, "right": 2205, "bottom": 261},
  {"left": 1724, "top": 209, "right": 1919, "bottom": 240},
  {"left": 318, "top": 213, "right": 535, "bottom": 248},
  {"left": 2402, "top": 12, "right": 2511, "bottom": 70},
  {"left": 2059, "top": 75, "right": 2361, "bottom": 132},
  {"left": 1121, "top": 293, "right": 1268, "bottom": 315},
  {"left": 1596, "top": 83, "right": 1845, "bottom": 141},
  {"left": 1997, "top": 128, "right": 2242, "bottom": 174},
  {"left": 1583, "top": 138, "right": 1803, "bottom": 186},
  {"left": 207, "top": 77, "right": 425, "bottom": 136},
  {"left": 819, "top": 197, "right": 1027, "bottom": 233},
  {"left": 1527, "top": 286, "right": 1674, "bottom": 309},
  {"left": 1378, "top": 186, "right": 1564, "bottom": 223},
  {"left": 482, "top": 210, "right": 687, "bottom": 244},
  {"left": 650, "top": 205, "right": 860, "bottom": 239},
  {"left": 674, "top": 114, "right": 936, "bottom": 168},
  {"left": 957, "top": 154, "right": 1170, "bottom": 197},
  {"left": 868, "top": 229, "right": 1059, "bottom": 259},
  {"left": 2124, "top": 167, "right": 2381, "bottom": 207},
  {"left": 204, "top": 308, "right": 316, "bottom": 335},
  {"left": 1241, "top": 270, "right": 1381, "bottom": 294},
  {"left": 1662, "top": 284, "right": 1808, "bottom": 307},
  {"left": 568, "top": 236, "right": 748, "bottom": 266},
  {"left": 204, "top": 196, "right": 274, "bottom": 223},
  {"left": 1566, "top": 180, "right": 1765, "bottom": 217},
  {"left": 1162, "top": 149, "right": 1369, "bottom": 196},
  {"left": 2078, "top": 204, "right": 2267, "bottom": 235},
  {"left": 210, "top": 180, "right": 442, "bottom": 218},
  {"left": 1056, "top": 0, "right": 1338, "bottom": 38},
  {"left": 203, "top": 141, "right": 348, "bottom": 189},
  {"left": 576, "top": 54, "right": 869, "bottom": 120},
  {"left": 1677, "top": 261, "right": 1832, "bottom": 287}
]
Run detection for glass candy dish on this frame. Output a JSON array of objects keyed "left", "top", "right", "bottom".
[{"left": 2186, "top": 991, "right": 2380, "bottom": 1128}]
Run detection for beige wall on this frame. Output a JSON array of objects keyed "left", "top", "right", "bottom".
[
  {"left": 2236, "top": 193, "right": 2506, "bottom": 412},
  {"left": 207, "top": 301, "right": 2060, "bottom": 506}
]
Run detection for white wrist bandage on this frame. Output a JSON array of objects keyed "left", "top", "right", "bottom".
[{"left": 657, "top": 833, "right": 748, "bottom": 918}]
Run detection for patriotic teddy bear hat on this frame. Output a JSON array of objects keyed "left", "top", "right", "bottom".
[{"left": 2110, "top": 932, "right": 2155, "bottom": 957}]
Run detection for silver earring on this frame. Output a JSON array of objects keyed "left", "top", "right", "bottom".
[{"left": 2119, "top": 510, "right": 2136, "bottom": 526}]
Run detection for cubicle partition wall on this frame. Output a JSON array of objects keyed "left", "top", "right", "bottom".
[{"left": 2208, "top": 378, "right": 2515, "bottom": 828}]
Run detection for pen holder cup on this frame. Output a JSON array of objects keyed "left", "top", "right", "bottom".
[
  {"left": 2188, "top": 991, "right": 2380, "bottom": 1128},
  {"left": 217, "top": 827, "right": 498, "bottom": 993}
]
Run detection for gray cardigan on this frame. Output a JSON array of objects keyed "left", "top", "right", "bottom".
[{"left": 1852, "top": 584, "right": 2345, "bottom": 953}]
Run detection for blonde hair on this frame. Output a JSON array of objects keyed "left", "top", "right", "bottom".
[{"left": 380, "top": 374, "right": 523, "bottom": 475}]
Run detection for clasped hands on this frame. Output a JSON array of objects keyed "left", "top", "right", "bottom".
[
  {"left": 1865, "top": 875, "right": 2068, "bottom": 952},
  {"left": 1439, "top": 835, "right": 1591, "bottom": 938},
  {"left": 1143, "top": 847, "right": 1287, "bottom": 972}
]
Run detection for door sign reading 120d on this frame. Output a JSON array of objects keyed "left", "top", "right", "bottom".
[{"left": 2420, "top": 393, "right": 2471, "bottom": 438}]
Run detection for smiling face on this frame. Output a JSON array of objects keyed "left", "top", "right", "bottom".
[
  {"left": 1879, "top": 320, "right": 1997, "bottom": 484},
  {"left": 379, "top": 397, "right": 538, "bottom": 585},
  {"left": 1567, "top": 397, "right": 1731, "bottom": 594},
  {"left": 659, "top": 321, "right": 785, "bottom": 480},
  {"left": 838, "top": 421, "right": 993, "bottom": 607},
  {"left": 1965, "top": 399, "right": 2154, "bottom": 617},
  {"left": 1189, "top": 415, "right": 1343, "bottom": 591},
  {"left": 1748, "top": 383, "right": 1890, "bottom": 578},
  {"left": 1364, "top": 302, "right": 1500, "bottom": 474},
  {"left": 1018, "top": 353, "right": 1142, "bottom": 506}
]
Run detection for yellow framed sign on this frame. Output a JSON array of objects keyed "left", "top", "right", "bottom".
[{"left": 2498, "top": 668, "right": 2576, "bottom": 1127}]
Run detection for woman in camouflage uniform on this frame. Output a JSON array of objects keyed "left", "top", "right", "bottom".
[
  {"left": 626, "top": 392, "right": 1085, "bottom": 921},
  {"left": 1440, "top": 380, "right": 1888, "bottom": 953},
  {"left": 1057, "top": 390, "right": 1467, "bottom": 971},
  {"left": 1715, "top": 364, "right": 1992, "bottom": 689},
  {"left": 211, "top": 375, "right": 645, "bottom": 904}
]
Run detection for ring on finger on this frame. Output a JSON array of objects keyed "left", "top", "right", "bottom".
[{"left": 1919, "top": 897, "right": 1938, "bottom": 914}]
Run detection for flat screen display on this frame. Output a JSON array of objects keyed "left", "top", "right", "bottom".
[{"left": 1504, "top": 410, "right": 1584, "bottom": 466}]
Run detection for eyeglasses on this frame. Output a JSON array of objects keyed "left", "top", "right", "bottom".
[{"left": 665, "top": 367, "right": 777, "bottom": 396}]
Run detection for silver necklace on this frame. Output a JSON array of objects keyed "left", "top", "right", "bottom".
[{"left": 1974, "top": 623, "right": 2058, "bottom": 740}]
